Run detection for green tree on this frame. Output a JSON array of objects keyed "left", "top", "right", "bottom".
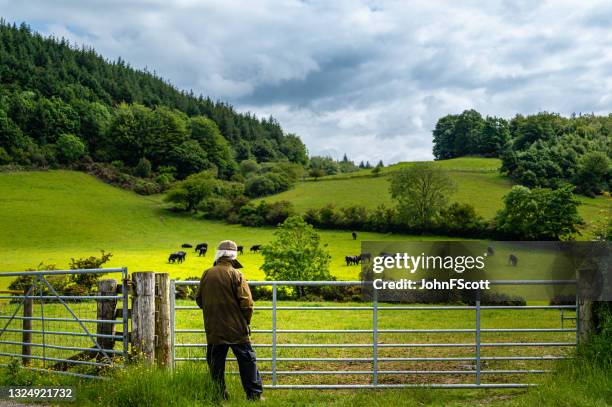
[
  {"left": 134, "top": 157, "right": 152, "bottom": 178},
  {"left": 495, "top": 185, "right": 583, "bottom": 240},
  {"left": 389, "top": 163, "right": 456, "bottom": 229},
  {"left": 432, "top": 114, "right": 458, "bottom": 159},
  {"left": 189, "top": 116, "right": 235, "bottom": 178},
  {"left": 164, "top": 170, "right": 220, "bottom": 212},
  {"left": 574, "top": 151, "right": 610, "bottom": 197},
  {"left": 261, "top": 216, "right": 332, "bottom": 297},
  {"left": 55, "top": 133, "right": 85, "bottom": 163}
]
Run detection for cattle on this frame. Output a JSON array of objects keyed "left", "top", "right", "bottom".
[
  {"left": 487, "top": 246, "right": 495, "bottom": 256},
  {"left": 198, "top": 246, "right": 208, "bottom": 257},
  {"left": 250, "top": 244, "right": 262, "bottom": 253},
  {"left": 360, "top": 253, "right": 372, "bottom": 263},
  {"left": 169, "top": 251, "right": 187, "bottom": 264},
  {"left": 352, "top": 231, "right": 357, "bottom": 240},
  {"left": 195, "top": 243, "right": 208, "bottom": 252},
  {"left": 508, "top": 254, "right": 518, "bottom": 267},
  {"left": 182, "top": 243, "right": 193, "bottom": 248},
  {"left": 237, "top": 245, "right": 244, "bottom": 255},
  {"left": 345, "top": 255, "right": 360, "bottom": 266}
]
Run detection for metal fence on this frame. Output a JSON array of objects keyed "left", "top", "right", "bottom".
[
  {"left": 0, "top": 268, "right": 129, "bottom": 379},
  {"left": 171, "top": 279, "right": 577, "bottom": 389}
]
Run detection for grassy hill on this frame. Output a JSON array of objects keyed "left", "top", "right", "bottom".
[
  {"left": 0, "top": 170, "right": 455, "bottom": 287},
  {"left": 257, "top": 157, "right": 610, "bottom": 234}
]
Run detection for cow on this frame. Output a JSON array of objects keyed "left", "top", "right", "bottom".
[
  {"left": 169, "top": 251, "right": 187, "bottom": 263},
  {"left": 487, "top": 246, "right": 495, "bottom": 256},
  {"left": 345, "top": 255, "right": 360, "bottom": 266},
  {"left": 508, "top": 254, "right": 518, "bottom": 267},
  {"left": 198, "top": 246, "right": 208, "bottom": 257},
  {"left": 237, "top": 245, "right": 244, "bottom": 255},
  {"left": 182, "top": 243, "right": 193, "bottom": 248},
  {"left": 360, "top": 253, "right": 372, "bottom": 263},
  {"left": 168, "top": 252, "right": 180, "bottom": 263},
  {"left": 352, "top": 231, "right": 357, "bottom": 240},
  {"left": 195, "top": 243, "right": 208, "bottom": 253},
  {"left": 250, "top": 244, "right": 262, "bottom": 253}
]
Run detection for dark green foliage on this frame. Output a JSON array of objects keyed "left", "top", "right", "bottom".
[
  {"left": 55, "top": 133, "right": 85, "bottom": 163},
  {"left": 433, "top": 109, "right": 610, "bottom": 195},
  {"left": 302, "top": 202, "right": 486, "bottom": 237},
  {"left": 495, "top": 185, "right": 583, "bottom": 240},
  {"left": 134, "top": 157, "right": 152, "bottom": 178},
  {"left": 0, "top": 21, "right": 307, "bottom": 175}
]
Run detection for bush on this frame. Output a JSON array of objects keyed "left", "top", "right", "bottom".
[
  {"left": 438, "top": 202, "right": 486, "bottom": 237},
  {"left": 55, "top": 133, "right": 85, "bottom": 164},
  {"left": 134, "top": 157, "right": 152, "bottom": 178},
  {"left": 244, "top": 174, "right": 276, "bottom": 197}
]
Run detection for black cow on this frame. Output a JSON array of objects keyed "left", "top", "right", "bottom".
[
  {"left": 352, "top": 231, "right": 357, "bottom": 240},
  {"left": 345, "top": 255, "right": 360, "bottom": 266},
  {"left": 198, "top": 246, "right": 208, "bottom": 257},
  {"left": 250, "top": 244, "right": 262, "bottom": 253},
  {"left": 487, "top": 246, "right": 495, "bottom": 256},
  {"left": 182, "top": 243, "right": 193, "bottom": 248},
  {"left": 195, "top": 243, "right": 208, "bottom": 252},
  {"left": 237, "top": 245, "right": 244, "bottom": 255},
  {"left": 508, "top": 254, "right": 518, "bottom": 267},
  {"left": 169, "top": 251, "right": 187, "bottom": 263},
  {"left": 360, "top": 253, "right": 372, "bottom": 263}
]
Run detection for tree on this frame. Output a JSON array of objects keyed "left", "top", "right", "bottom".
[
  {"left": 189, "top": 116, "right": 236, "bottom": 178},
  {"left": 432, "top": 114, "right": 458, "bottom": 159},
  {"left": 134, "top": 157, "right": 152, "bottom": 178},
  {"left": 164, "top": 170, "right": 220, "bottom": 212},
  {"left": 261, "top": 216, "right": 332, "bottom": 297},
  {"left": 574, "top": 151, "right": 610, "bottom": 197},
  {"left": 495, "top": 185, "right": 583, "bottom": 240},
  {"left": 55, "top": 133, "right": 85, "bottom": 163},
  {"left": 389, "top": 163, "right": 456, "bottom": 229}
]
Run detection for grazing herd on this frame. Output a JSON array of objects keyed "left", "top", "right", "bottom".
[{"left": 168, "top": 242, "right": 263, "bottom": 264}]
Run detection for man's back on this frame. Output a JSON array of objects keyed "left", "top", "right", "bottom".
[{"left": 196, "top": 257, "right": 253, "bottom": 344}]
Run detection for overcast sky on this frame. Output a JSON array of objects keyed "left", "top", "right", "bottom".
[{"left": 1, "top": 0, "right": 611, "bottom": 163}]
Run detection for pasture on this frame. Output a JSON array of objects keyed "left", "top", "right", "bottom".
[
  {"left": 0, "top": 170, "right": 453, "bottom": 287},
  {"left": 258, "top": 157, "right": 610, "bottom": 234}
]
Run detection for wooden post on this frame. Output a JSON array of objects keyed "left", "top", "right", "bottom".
[
  {"left": 155, "top": 273, "right": 172, "bottom": 368},
  {"left": 578, "top": 299, "right": 593, "bottom": 342},
  {"left": 131, "top": 272, "right": 156, "bottom": 364},
  {"left": 96, "top": 279, "right": 118, "bottom": 359},
  {"left": 22, "top": 290, "right": 32, "bottom": 366}
]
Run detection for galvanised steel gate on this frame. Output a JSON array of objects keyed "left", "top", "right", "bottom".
[
  {"left": 0, "top": 268, "right": 129, "bottom": 379},
  {"left": 171, "top": 280, "right": 578, "bottom": 389}
]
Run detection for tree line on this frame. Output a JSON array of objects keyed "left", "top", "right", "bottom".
[
  {"left": 433, "top": 109, "right": 611, "bottom": 196},
  {"left": 0, "top": 21, "right": 308, "bottom": 180}
]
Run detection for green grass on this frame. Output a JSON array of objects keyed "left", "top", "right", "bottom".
[
  {"left": 0, "top": 170, "right": 456, "bottom": 287},
  {"left": 258, "top": 157, "right": 611, "bottom": 234}
]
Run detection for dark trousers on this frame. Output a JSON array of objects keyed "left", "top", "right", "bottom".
[{"left": 206, "top": 342, "right": 263, "bottom": 400}]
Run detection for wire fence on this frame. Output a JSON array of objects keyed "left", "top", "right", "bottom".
[{"left": 172, "top": 280, "right": 578, "bottom": 389}]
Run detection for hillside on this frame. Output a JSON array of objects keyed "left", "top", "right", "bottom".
[
  {"left": 0, "top": 170, "right": 456, "bottom": 287},
  {"left": 0, "top": 21, "right": 307, "bottom": 175},
  {"left": 258, "top": 157, "right": 611, "bottom": 235}
]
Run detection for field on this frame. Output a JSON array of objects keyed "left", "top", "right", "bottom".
[
  {"left": 0, "top": 168, "right": 606, "bottom": 405},
  {"left": 257, "top": 157, "right": 610, "bottom": 233},
  {"left": 0, "top": 170, "right": 455, "bottom": 287}
]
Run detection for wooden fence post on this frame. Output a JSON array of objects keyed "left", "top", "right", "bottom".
[
  {"left": 22, "top": 289, "right": 32, "bottom": 366},
  {"left": 97, "top": 279, "right": 118, "bottom": 359},
  {"left": 155, "top": 273, "right": 172, "bottom": 368},
  {"left": 131, "top": 272, "right": 156, "bottom": 364}
]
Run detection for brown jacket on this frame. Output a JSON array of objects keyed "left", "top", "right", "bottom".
[{"left": 196, "top": 257, "right": 253, "bottom": 344}]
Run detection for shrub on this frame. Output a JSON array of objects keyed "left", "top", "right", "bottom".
[
  {"left": 55, "top": 133, "right": 85, "bottom": 164},
  {"left": 134, "top": 157, "right": 152, "bottom": 178}
]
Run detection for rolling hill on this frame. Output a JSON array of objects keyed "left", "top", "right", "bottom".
[
  {"left": 0, "top": 170, "right": 457, "bottom": 287},
  {"left": 257, "top": 157, "right": 610, "bottom": 235}
]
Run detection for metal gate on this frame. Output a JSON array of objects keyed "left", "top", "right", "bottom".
[
  {"left": 0, "top": 268, "right": 129, "bottom": 379},
  {"left": 171, "top": 279, "right": 577, "bottom": 389}
]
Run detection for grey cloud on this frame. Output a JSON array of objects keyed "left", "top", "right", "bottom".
[{"left": 0, "top": 0, "right": 610, "bottom": 163}]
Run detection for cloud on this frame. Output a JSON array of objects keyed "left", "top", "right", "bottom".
[{"left": 0, "top": 0, "right": 610, "bottom": 163}]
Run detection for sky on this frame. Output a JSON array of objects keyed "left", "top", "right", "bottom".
[{"left": 1, "top": 0, "right": 611, "bottom": 164}]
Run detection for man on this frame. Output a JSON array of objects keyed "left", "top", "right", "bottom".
[{"left": 196, "top": 240, "right": 263, "bottom": 401}]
